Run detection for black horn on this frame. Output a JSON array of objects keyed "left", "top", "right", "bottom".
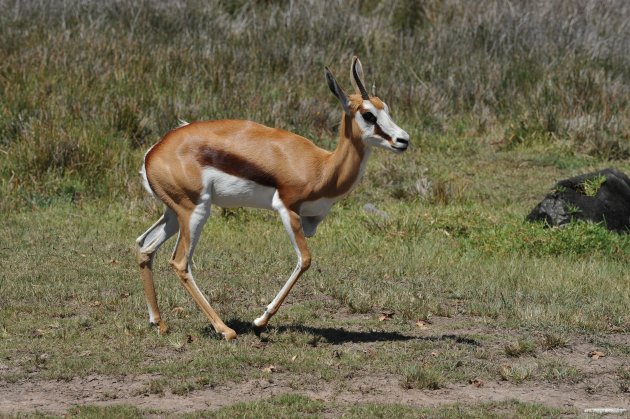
[{"left": 351, "top": 57, "right": 370, "bottom": 100}]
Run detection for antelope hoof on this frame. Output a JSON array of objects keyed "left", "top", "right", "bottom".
[
  {"left": 222, "top": 328, "right": 238, "bottom": 342},
  {"left": 150, "top": 321, "right": 169, "bottom": 335},
  {"left": 253, "top": 310, "right": 272, "bottom": 330}
]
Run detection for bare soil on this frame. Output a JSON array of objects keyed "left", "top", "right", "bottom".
[
  {"left": 1, "top": 370, "right": 628, "bottom": 416},
  {"left": 1, "top": 322, "right": 628, "bottom": 417}
]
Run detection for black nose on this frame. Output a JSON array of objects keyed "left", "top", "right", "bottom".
[{"left": 392, "top": 137, "right": 408, "bottom": 152}]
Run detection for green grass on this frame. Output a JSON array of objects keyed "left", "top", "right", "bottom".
[
  {"left": 8, "top": 399, "right": 574, "bottom": 418},
  {"left": 401, "top": 364, "right": 445, "bottom": 390},
  {"left": 0, "top": 194, "right": 628, "bottom": 386},
  {"left": 504, "top": 339, "right": 537, "bottom": 358},
  {"left": 581, "top": 173, "right": 607, "bottom": 197},
  {"left": 65, "top": 405, "right": 144, "bottom": 419},
  {"left": 541, "top": 359, "right": 582, "bottom": 384},
  {"left": 346, "top": 400, "right": 570, "bottom": 418},
  {"left": 187, "top": 394, "right": 325, "bottom": 418}
]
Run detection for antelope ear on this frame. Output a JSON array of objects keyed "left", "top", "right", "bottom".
[
  {"left": 325, "top": 67, "right": 350, "bottom": 115},
  {"left": 350, "top": 56, "right": 369, "bottom": 100}
]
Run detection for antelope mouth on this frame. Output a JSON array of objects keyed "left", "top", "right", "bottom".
[
  {"left": 391, "top": 143, "right": 409, "bottom": 152},
  {"left": 391, "top": 137, "right": 409, "bottom": 152}
]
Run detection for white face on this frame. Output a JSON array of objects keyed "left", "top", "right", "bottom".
[{"left": 354, "top": 100, "right": 410, "bottom": 153}]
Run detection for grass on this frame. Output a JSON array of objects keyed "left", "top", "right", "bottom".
[
  {"left": 0, "top": 197, "right": 628, "bottom": 391},
  {"left": 1, "top": 0, "right": 630, "bottom": 210},
  {"left": 499, "top": 363, "right": 535, "bottom": 385},
  {"left": 541, "top": 359, "right": 582, "bottom": 384},
  {"left": 504, "top": 339, "right": 537, "bottom": 358},
  {"left": 16, "top": 399, "right": 574, "bottom": 418},
  {"left": 401, "top": 364, "right": 445, "bottom": 390},
  {"left": 619, "top": 366, "right": 630, "bottom": 393},
  {"left": 540, "top": 333, "right": 569, "bottom": 351},
  {"left": 65, "top": 405, "right": 144, "bottom": 419},
  {"left": 1, "top": 156, "right": 629, "bottom": 414},
  {"left": 1, "top": 0, "right": 629, "bottom": 416},
  {"left": 188, "top": 394, "right": 325, "bottom": 418},
  {"left": 581, "top": 174, "right": 608, "bottom": 197}
]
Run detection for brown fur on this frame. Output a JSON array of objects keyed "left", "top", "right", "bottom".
[
  {"left": 368, "top": 96, "right": 385, "bottom": 110},
  {"left": 144, "top": 116, "right": 367, "bottom": 212},
  {"left": 347, "top": 94, "right": 385, "bottom": 113}
]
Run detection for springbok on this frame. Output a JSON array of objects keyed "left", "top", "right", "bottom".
[{"left": 136, "top": 57, "right": 409, "bottom": 341}]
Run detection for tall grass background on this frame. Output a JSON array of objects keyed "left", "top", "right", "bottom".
[{"left": 1, "top": 0, "right": 629, "bottom": 211}]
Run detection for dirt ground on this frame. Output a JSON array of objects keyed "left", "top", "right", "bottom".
[
  {"left": 1, "top": 327, "right": 628, "bottom": 417},
  {"left": 1, "top": 371, "right": 628, "bottom": 416}
]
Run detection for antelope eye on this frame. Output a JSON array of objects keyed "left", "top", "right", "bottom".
[{"left": 362, "top": 112, "right": 377, "bottom": 124}]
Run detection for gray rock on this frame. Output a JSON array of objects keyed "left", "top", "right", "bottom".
[{"left": 527, "top": 168, "right": 630, "bottom": 232}]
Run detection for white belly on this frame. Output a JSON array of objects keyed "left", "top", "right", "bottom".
[{"left": 201, "top": 167, "right": 275, "bottom": 209}]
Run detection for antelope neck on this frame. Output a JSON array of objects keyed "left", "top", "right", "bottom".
[{"left": 319, "top": 113, "right": 369, "bottom": 196}]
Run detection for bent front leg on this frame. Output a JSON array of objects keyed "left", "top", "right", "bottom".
[{"left": 254, "top": 200, "right": 311, "bottom": 329}]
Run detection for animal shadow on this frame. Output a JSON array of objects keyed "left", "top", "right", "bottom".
[{"left": 203, "top": 319, "right": 481, "bottom": 347}]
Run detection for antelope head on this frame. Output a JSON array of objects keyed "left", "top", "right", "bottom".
[{"left": 326, "top": 56, "right": 410, "bottom": 153}]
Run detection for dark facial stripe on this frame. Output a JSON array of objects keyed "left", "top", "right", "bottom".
[
  {"left": 197, "top": 147, "right": 277, "bottom": 188},
  {"left": 373, "top": 122, "right": 392, "bottom": 142}
]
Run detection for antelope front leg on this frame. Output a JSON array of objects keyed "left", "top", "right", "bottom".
[{"left": 254, "top": 202, "right": 311, "bottom": 329}]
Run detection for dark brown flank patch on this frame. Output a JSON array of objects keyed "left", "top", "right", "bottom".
[{"left": 196, "top": 146, "right": 278, "bottom": 188}]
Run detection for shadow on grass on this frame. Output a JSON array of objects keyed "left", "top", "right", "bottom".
[{"left": 201, "top": 320, "right": 481, "bottom": 346}]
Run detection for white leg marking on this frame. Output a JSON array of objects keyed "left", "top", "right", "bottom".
[
  {"left": 136, "top": 209, "right": 179, "bottom": 255},
  {"left": 188, "top": 193, "right": 212, "bottom": 264},
  {"left": 254, "top": 192, "right": 302, "bottom": 327},
  {"left": 147, "top": 302, "right": 156, "bottom": 324}
]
